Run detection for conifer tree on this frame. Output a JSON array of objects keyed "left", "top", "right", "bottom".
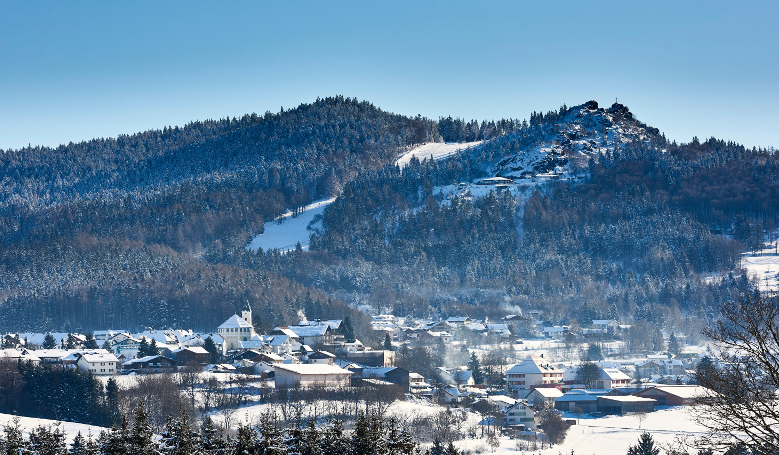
[
  {"left": 468, "top": 352, "right": 483, "bottom": 385},
  {"left": 160, "top": 411, "right": 199, "bottom": 455},
  {"left": 383, "top": 333, "right": 393, "bottom": 351},
  {"left": 137, "top": 338, "right": 149, "bottom": 358},
  {"left": 42, "top": 333, "right": 57, "bottom": 349},
  {"left": 626, "top": 432, "right": 660, "bottom": 455},
  {"left": 2, "top": 417, "right": 30, "bottom": 455},
  {"left": 203, "top": 337, "right": 220, "bottom": 364},
  {"left": 200, "top": 417, "right": 227, "bottom": 455},
  {"left": 149, "top": 339, "right": 160, "bottom": 356},
  {"left": 83, "top": 333, "right": 99, "bottom": 350},
  {"left": 28, "top": 423, "right": 67, "bottom": 455},
  {"left": 128, "top": 402, "right": 159, "bottom": 455}
]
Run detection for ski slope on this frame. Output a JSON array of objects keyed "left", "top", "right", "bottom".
[
  {"left": 395, "top": 142, "right": 482, "bottom": 168},
  {"left": 246, "top": 198, "right": 334, "bottom": 252}
]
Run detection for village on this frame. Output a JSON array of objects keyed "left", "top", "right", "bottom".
[{"left": 0, "top": 302, "right": 713, "bottom": 448}]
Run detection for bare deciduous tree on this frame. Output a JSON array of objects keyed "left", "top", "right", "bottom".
[{"left": 694, "top": 291, "right": 779, "bottom": 455}]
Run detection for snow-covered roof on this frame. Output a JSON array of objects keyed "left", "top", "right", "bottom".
[
  {"left": 288, "top": 325, "right": 329, "bottom": 337},
  {"left": 598, "top": 395, "right": 656, "bottom": 403},
  {"left": 218, "top": 315, "right": 253, "bottom": 329},
  {"left": 530, "top": 388, "right": 564, "bottom": 398},
  {"left": 507, "top": 356, "right": 563, "bottom": 375},
  {"left": 271, "top": 327, "right": 299, "bottom": 338},
  {"left": 273, "top": 364, "right": 351, "bottom": 376},
  {"left": 78, "top": 352, "right": 119, "bottom": 363},
  {"left": 600, "top": 368, "right": 632, "bottom": 381},
  {"left": 640, "top": 385, "right": 708, "bottom": 399},
  {"left": 555, "top": 389, "right": 610, "bottom": 402},
  {"left": 174, "top": 346, "right": 209, "bottom": 355},
  {"left": 360, "top": 367, "right": 396, "bottom": 378}
]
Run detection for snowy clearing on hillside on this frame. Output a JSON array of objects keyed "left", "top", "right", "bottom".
[
  {"left": 396, "top": 142, "right": 482, "bottom": 168},
  {"left": 246, "top": 198, "right": 335, "bottom": 252},
  {"left": 741, "top": 238, "right": 779, "bottom": 290},
  {"left": 0, "top": 413, "right": 107, "bottom": 442}
]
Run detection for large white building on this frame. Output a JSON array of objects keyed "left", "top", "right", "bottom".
[
  {"left": 74, "top": 351, "right": 119, "bottom": 375},
  {"left": 506, "top": 355, "right": 563, "bottom": 398},
  {"left": 273, "top": 363, "right": 352, "bottom": 388},
  {"left": 217, "top": 304, "right": 257, "bottom": 355}
]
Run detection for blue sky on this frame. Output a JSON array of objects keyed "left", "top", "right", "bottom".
[{"left": 1, "top": 1, "right": 777, "bottom": 150}]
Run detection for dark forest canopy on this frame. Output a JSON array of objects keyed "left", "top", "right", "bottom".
[{"left": 0, "top": 97, "right": 774, "bottom": 337}]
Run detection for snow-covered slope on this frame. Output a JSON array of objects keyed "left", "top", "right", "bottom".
[
  {"left": 0, "top": 413, "right": 107, "bottom": 442},
  {"left": 396, "top": 142, "right": 482, "bottom": 168},
  {"left": 492, "top": 101, "right": 661, "bottom": 178},
  {"left": 246, "top": 198, "right": 334, "bottom": 252}
]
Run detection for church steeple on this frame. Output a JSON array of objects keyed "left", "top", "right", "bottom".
[{"left": 241, "top": 301, "right": 253, "bottom": 327}]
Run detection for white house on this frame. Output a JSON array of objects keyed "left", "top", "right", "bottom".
[
  {"left": 526, "top": 387, "right": 563, "bottom": 408},
  {"left": 75, "top": 351, "right": 119, "bottom": 375},
  {"left": 273, "top": 364, "right": 352, "bottom": 388},
  {"left": 595, "top": 368, "right": 632, "bottom": 389},
  {"left": 506, "top": 355, "right": 564, "bottom": 398},
  {"left": 217, "top": 306, "right": 257, "bottom": 355},
  {"left": 504, "top": 401, "right": 537, "bottom": 429}
]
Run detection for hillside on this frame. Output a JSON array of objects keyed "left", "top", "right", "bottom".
[{"left": 0, "top": 97, "right": 776, "bottom": 340}]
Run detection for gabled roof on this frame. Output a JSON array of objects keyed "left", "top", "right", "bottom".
[
  {"left": 530, "top": 388, "right": 563, "bottom": 398},
  {"left": 507, "top": 356, "right": 563, "bottom": 375},
  {"left": 600, "top": 368, "right": 632, "bottom": 381},
  {"left": 273, "top": 364, "right": 352, "bottom": 375},
  {"left": 218, "top": 315, "right": 253, "bottom": 329},
  {"left": 174, "top": 346, "right": 209, "bottom": 355},
  {"left": 288, "top": 325, "right": 329, "bottom": 337},
  {"left": 271, "top": 327, "right": 299, "bottom": 338},
  {"left": 638, "top": 385, "right": 708, "bottom": 399}
]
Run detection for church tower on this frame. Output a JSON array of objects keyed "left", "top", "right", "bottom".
[{"left": 241, "top": 301, "right": 253, "bottom": 327}]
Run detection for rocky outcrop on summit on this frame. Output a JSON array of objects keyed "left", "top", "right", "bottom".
[{"left": 491, "top": 101, "right": 661, "bottom": 178}]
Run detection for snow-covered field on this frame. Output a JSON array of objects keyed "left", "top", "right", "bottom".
[
  {"left": 0, "top": 413, "right": 107, "bottom": 442},
  {"left": 741, "top": 239, "right": 779, "bottom": 290},
  {"left": 396, "top": 142, "right": 482, "bottom": 169},
  {"left": 246, "top": 198, "right": 334, "bottom": 252},
  {"left": 451, "top": 407, "right": 704, "bottom": 455}
]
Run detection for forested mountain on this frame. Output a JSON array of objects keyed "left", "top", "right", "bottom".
[{"left": 0, "top": 96, "right": 775, "bottom": 341}]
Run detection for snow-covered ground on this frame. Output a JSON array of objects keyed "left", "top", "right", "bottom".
[
  {"left": 246, "top": 198, "right": 334, "bottom": 252},
  {"left": 741, "top": 238, "right": 779, "bottom": 290},
  {"left": 0, "top": 413, "right": 107, "bottom": 442},
  {"left": 396, "top": 142, "right": 482, "bottom": 169},
  {"left": 451, "top": 407, "right": 705, "bottom": 455}
]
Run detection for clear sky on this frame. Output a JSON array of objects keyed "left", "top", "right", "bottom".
[{"left": 1, "top": 1, "right": 777, "bottom": 150}]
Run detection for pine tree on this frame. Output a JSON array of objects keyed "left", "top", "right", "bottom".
[
  {"left": 383, "top": 333, "right": 393, "bottom": 351},
  {"left": 28, "top": 423, "right": 67, "bottom": 455},
  {"left": 385, "top": 418, "right": 415, "bottom": 455},
  {"left": 203, "top": 337, "right": 220, "bottom": 364},
  {"left": 71, "top": 432, "right": 86, "bottom": 455},
  {"left": 138, "top": 338, "right": 149, "bottom": 358},
  {"left": 65, "top": 334, "right": 75, "bottom": 350},
  {"left": 42, "top": 332, "right": 57, "bottom": 349},
  {"left": 128, "top": 402, "right": 159, "bottom": 455},
  {"left": 626, "top": 432, "right": 660, "bottom": 455},
  {"left": 102, "top": 340, "right": 114, "bottom": 353},
  {"left": 200, "top": 417, "right": 226, "bottom": 455},
  {"left": 83, "top": 333, "right": 99, "bottom": 350},
  {"left": 350, "top": 413, "right": 372, "bottom": 455},
  {"left": 2, "top": 417, "right": 30, "bottom": 455},
  {"left": 98, "top": 420, "right": 129, "bottom": 455},
  {"left": 468, "top": 352, "right": 483, "bottom": 384},
  {"left": 149, "top": 339, "right": 160, "bottom": 356},
  {"left": 668, "top": 333, "right": 681, "bottom": 356},
  {"left": 160, "top": 411, "right": 199, "bottom": 455}
]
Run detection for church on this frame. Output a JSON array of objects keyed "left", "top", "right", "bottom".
[{"left": 217, "top": 303, "right": 257, "bottom": 355}]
